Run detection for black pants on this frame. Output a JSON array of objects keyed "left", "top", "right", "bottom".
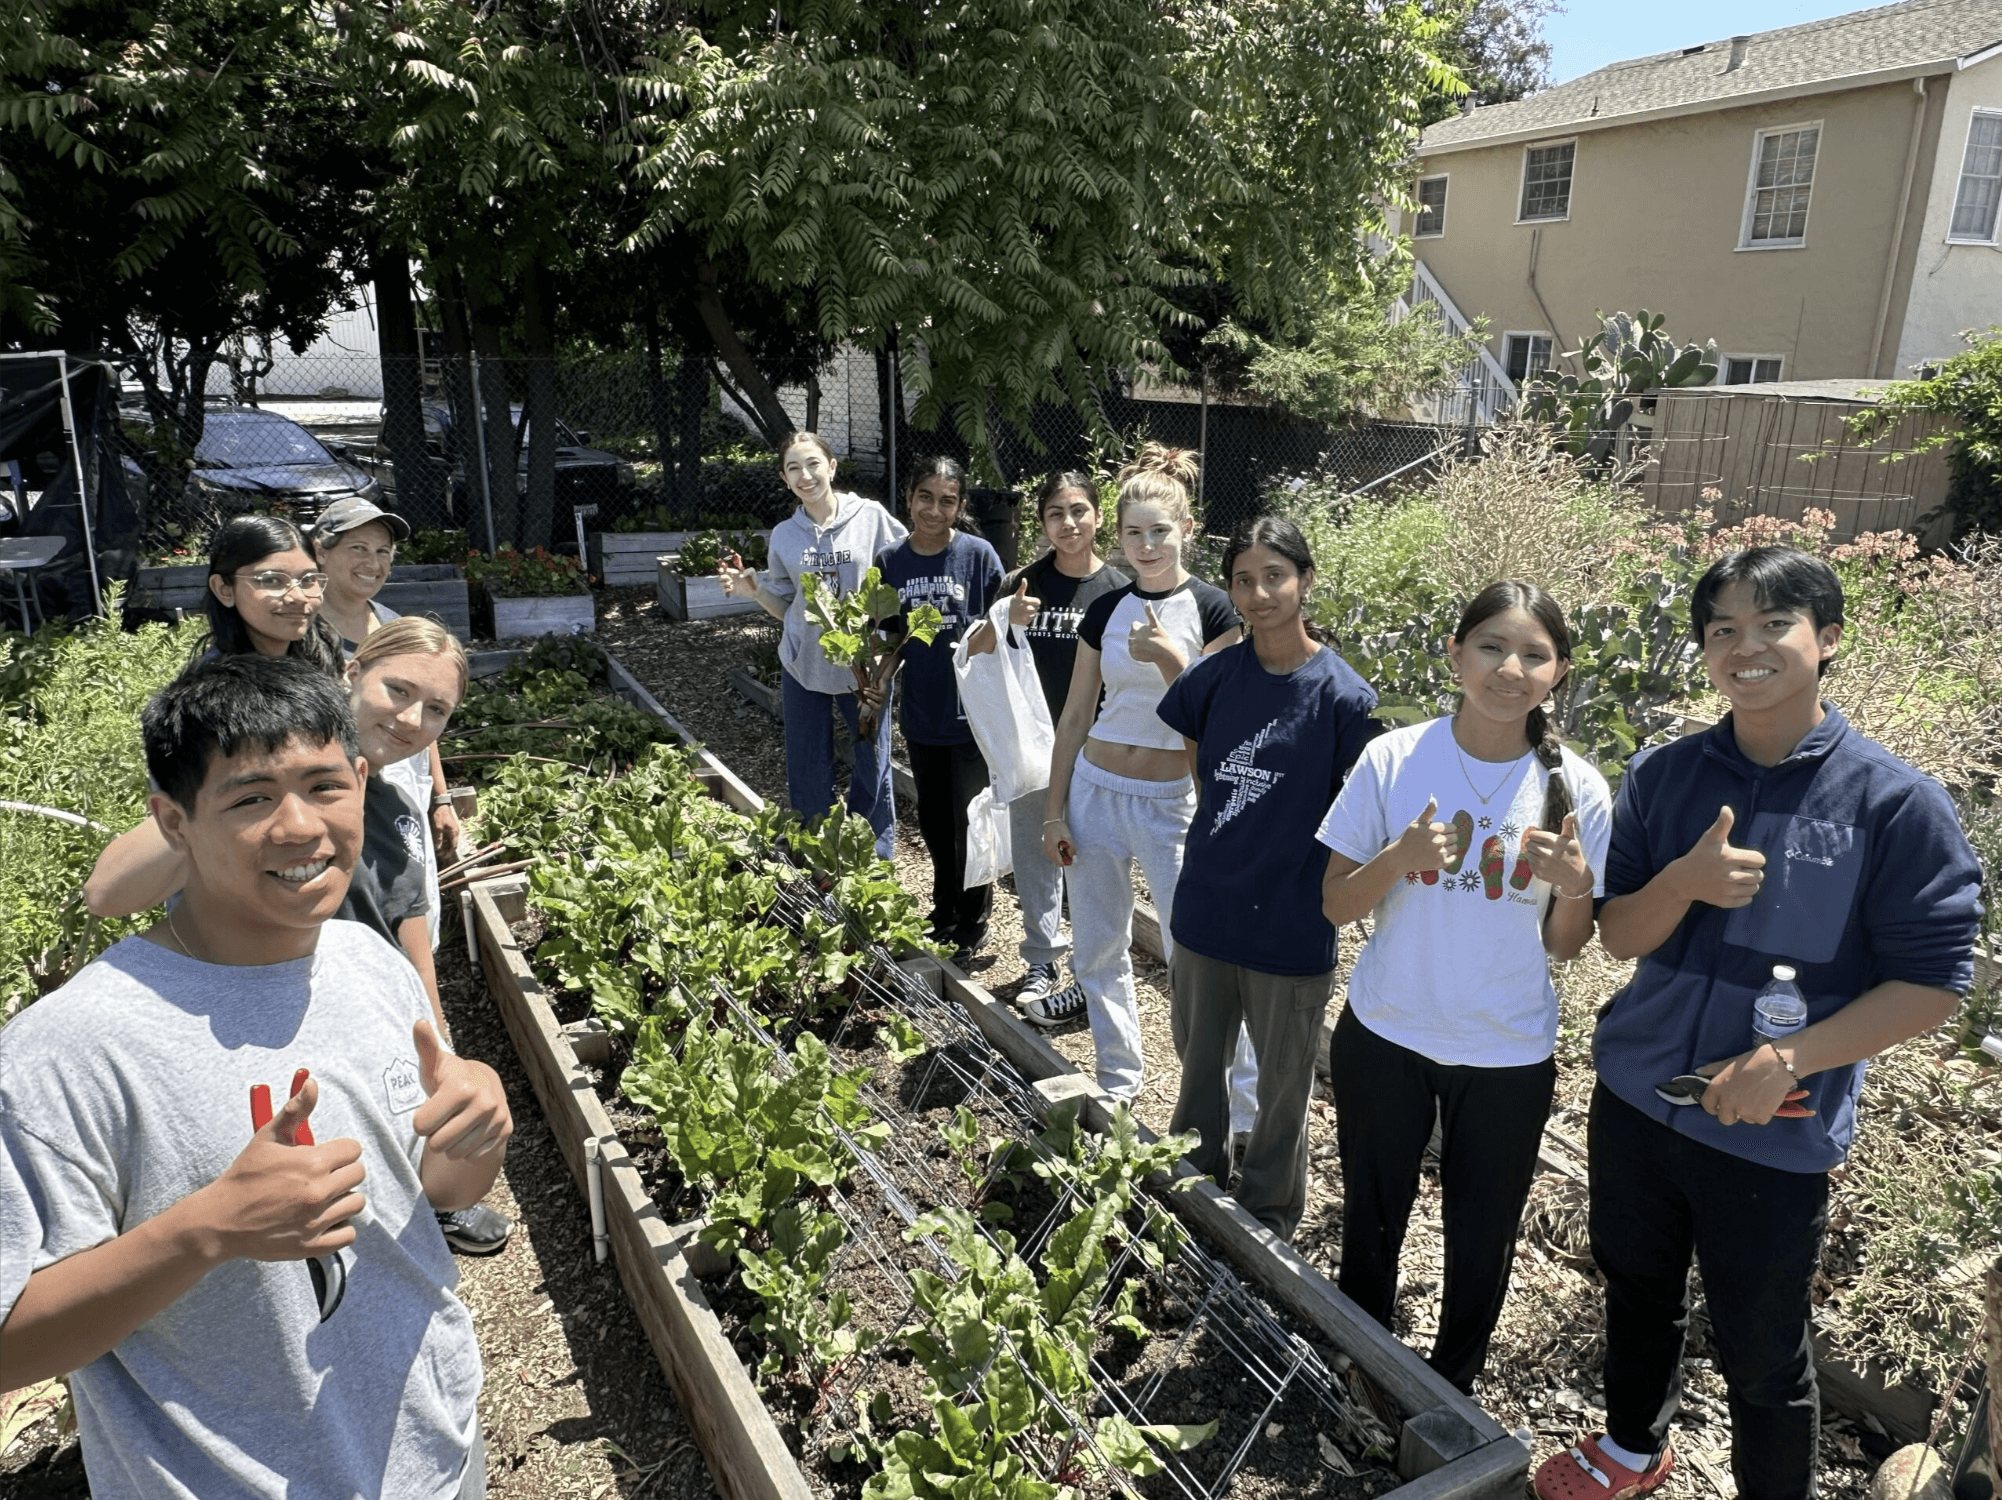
[
  {"left": 1589, "top": 1083, "right": 1826, "bottom": 1500},
  {"left": 907, "top": 738, "right": 992, "bottom": 945},
  {"left": 1329, "top": 1005, "right": 1554, "bottom": 1393}
]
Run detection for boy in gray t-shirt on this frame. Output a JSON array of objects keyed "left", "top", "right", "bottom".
[{"left": 0, "top": 655, "right": 511, "bottom": 1499}]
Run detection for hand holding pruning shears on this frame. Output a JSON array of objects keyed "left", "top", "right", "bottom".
[
  {"left": 1042, "top": 816, "right": 1074, "bottom": 868},
  {"left": 1656, "top": 1046, "right": 1815, "bottom": 1125},
  {"left": 215, "top": 1070, "right": 366, "bottom": 1264}
]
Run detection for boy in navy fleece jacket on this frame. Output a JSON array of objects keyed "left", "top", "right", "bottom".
[{"left": 1535, "top": 548, "right": 1981, "bottom": 1500}]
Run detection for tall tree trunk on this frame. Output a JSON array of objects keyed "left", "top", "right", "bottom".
[
  {"left": 520, "top": 267, "right": 559, "bottom": 553},
  {"left": 435, "top": 279, "right": 488, "bottom": 549},
  {"left": 694, "top": 262, "right": 792, "bottom": 445},
  {"left": 804, "top": 370, "right": 821, "bottom": 435},
  {"left": 641, "top": 294, "right": 675, "bottom": 516},
  {"left": 467, "top": 298, "right": 521, "bottom": 548},
  {"left": 373, "top": 253, "right": 445, "bottom": 527},
  {"left": 675, "top": 347, "right": 706, "bottom": 516}
]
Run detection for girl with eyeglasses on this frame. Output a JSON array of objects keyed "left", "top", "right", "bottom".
[{"left": 197, "top": 515, "right": 345, "bottom": 672}]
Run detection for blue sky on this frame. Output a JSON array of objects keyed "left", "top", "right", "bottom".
[{"left": 1546, "top": 3, "right": 1872, "bottom": 83}]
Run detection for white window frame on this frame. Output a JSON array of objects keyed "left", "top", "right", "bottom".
[
  {"left": 1722, "top": 354, "right": 1785, "bottom": 386},
  {"left": 1946, "top": 108, "right": 2002, "bottom": 246},
  {"left": 1414, "top": 174, "right": 1449, "bottom": 238},
  {"left": 1502, "top": 331, "right": 1555, "bottom": 385},
  {"left": 1737, "top": 121, "right": 1822, "bottom": 251},
  {"left": 1516, "top": 140, "right": 1576, "bottom": 224}
]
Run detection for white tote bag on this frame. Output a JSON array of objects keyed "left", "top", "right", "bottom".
[
  {"left": 963, "top": 784, "right": 1013, "bottom": 888},
  {"left": 951, "top": 592, "right": 1056, "bottom": 806}
]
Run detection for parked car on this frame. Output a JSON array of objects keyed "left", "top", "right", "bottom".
[
  {"left": 122, "top": 406, "right": 383, "bottom": 528},
  {"left": 360, "top": 403, "right": 636, "bottom": 546}
]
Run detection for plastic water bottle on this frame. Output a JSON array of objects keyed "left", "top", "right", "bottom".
[{"left": 1751, "top": 964, "right": 1808, "bottom": 1046}]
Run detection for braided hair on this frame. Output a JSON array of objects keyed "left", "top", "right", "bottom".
[{"left": 1450, "top": 580, "right": 1573, "bottom": 829}]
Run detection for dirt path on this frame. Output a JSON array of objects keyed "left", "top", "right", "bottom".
[{"left": 597, "top": 586, "right": 1884, "bottom": 1500}]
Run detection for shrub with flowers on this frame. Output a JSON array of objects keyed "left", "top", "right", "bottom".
[{"left": 466, "top": 546, "right": 589, "bottom": 597}]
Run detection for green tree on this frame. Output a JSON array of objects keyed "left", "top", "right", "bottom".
[
  {"left": 1420, "top": 0, "right": 1559, "bottom": 126},
  {"left": 1846, "top": 326, "right": 2002, "bottom": 538},
  {"left": 621, "top": 0, "right": 1457, "bottom": 460}
]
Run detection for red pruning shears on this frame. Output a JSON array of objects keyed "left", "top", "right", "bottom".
[{"left": 252, "top": 1069, "right": 347, "bottom": 1321}]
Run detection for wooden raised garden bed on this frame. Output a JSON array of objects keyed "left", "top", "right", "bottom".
[
  {"left": 592, "top": 530, "right": 772, "bottom": 588},
  {"left": 129, "top": 562, "right": 470, "bottom": 637},
  {"left": 488, "top": 591, "right": 595, "bottom": 639},
  {"left": 658, "top": 559, "right": 763, "bottom": 621},
  {"left": 459, "top": 648, "right": 1527, "bottom": 1500}
]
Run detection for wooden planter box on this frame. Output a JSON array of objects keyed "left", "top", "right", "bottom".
[
  {"left": 128, "top": 562, "right": 470, "bottom": 640},
  {"left": 465, "top": 649, "right": 1525, "bottom": 1500},
  {"left": 129, "top": 562, "right": 210, "bottom": 614},
  {"left": 488, "top": 591, "right": 595, "bottom": 639},
  {"left": 376, "top": 565, "right": 471, "bottom": 641},
  {"left": 657, "top": 561, "right": 762, "bottom": 621},
  {"left": 590, "top": 530, "right": 772, "bottom": 588}
]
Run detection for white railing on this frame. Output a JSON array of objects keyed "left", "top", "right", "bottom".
[{"left": 1393, "top": 260, "right": 1517, "bottom": 430}]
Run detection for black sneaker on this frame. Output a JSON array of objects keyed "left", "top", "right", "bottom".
[
  {"left": 1024, "top": 978, "right": 1087, "bottom": 1030},
  {"left": 1016, "top": 961, "right": 1062, "bottom": 1008},
  {"left": 436, "top": 1204, "right": 513, "bottom": 1256}
]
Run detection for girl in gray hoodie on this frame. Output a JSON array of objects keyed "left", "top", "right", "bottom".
[{"left": 719, "top": 432, "right": 908, "bottom": 856}]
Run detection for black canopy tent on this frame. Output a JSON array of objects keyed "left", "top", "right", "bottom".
[{"left": 0, "top": 353, "right": 137, "bottom": 619}]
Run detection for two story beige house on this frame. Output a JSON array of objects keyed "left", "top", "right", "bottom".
[{"left": 1399, "top": 0, "right": 2002, "bottom": 401}]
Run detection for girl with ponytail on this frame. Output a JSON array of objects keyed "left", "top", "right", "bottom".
[
  {"left": 1313, "top": 580, "right": 1614, "bottom": 1394},
  {"left": 1035, "top": 443, "right": 1240, "bottom": 1111}
]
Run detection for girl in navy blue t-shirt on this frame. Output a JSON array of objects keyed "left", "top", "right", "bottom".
[
  {"left": 875, "top": 456, "right": 1003, "bottom": 965},
  {"left": 1156, "top": 517, "right": 1380, "bottom": 1241}
]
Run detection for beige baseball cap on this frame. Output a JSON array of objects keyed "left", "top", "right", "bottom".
[{"left": 316, "top": 494, "right": 412, "bottom": 542}]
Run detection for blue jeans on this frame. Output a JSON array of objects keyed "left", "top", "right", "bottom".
[{"left": 781, "top": 669, "right": 896, "bottom": 858}]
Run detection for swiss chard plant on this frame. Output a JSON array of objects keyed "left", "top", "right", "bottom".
[{"left": 801, "top": 567, "right": 943, "bottom": 738}]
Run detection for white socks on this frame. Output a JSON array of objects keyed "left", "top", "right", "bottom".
[{"left": 1596, "top": 1435, "right": 1656, "bottom": 1473}]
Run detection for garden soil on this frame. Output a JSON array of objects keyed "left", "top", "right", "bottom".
[{"left": 595, "top": 586, "right": 1895, "bottom": 1500}]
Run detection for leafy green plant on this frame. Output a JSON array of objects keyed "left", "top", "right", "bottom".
[
  {"left": 1845, "top": 325, "right": 2002, "bottom": 538},
  {"left": 738, "top": 1203, "right": 880, "bottom": 1380},
  {"left": 801, "top": 567, "right": 943, "bottom": 738},
  {"left": 467, "top": 545, "right": 588, "bottom": 597},
  {"left": 1520, "top": 310, "right": 1718, "bottom": 463},
  {"left": 401, "top": 528, "right": 470, "bottom": 566}
]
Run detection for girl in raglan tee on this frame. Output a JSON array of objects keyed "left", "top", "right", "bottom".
[{"left": 1036, "top": 445, "right": 1251, "bottom": 1118}]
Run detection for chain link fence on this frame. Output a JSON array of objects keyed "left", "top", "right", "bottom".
[{"left": 104, "top": 339, "right": 1477, "bottom": 565}]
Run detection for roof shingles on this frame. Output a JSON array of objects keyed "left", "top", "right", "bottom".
[{"left": 1421, "top": 0, "right": 2002, "bottom": 152}]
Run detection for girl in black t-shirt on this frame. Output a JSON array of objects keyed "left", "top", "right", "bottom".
[{"left": 965, "top": 473, "right": 1123, "bottom": 1010}]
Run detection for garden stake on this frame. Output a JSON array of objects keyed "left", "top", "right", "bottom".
[
  {"left": 586, "top": 1136, "right": 609, "bottom": 1264},
  {"left": 460, "top": 890, "right": 480, "bottom": 978}
]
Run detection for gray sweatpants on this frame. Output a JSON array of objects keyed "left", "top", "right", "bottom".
[
  {"left": 1167, "top": 944, "right": 1336, "bottom": 1243},
  {"left": 1067, "top": 753, "right": 1255, "bottom": 1119},
  {"left": 1007, "top": 787, "right": 1068, "bottom": 967}
]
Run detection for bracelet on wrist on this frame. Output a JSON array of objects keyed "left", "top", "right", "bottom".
[
  {"left": 1044, "top": 818, "right": 1068, "bottom": 826},
  {"left": 1765, "top": 1043, "right": 1799, "bottom": 1080},
  {"left": 1553, "top": 885, "right": 1594, "bottom": 900},
  {"left": 431, "top": 795, "right": 454, "bottom": 808}
]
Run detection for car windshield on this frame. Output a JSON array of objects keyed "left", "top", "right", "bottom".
[{"left": 195, "top": 415, "right": 333, "bottom": 469}]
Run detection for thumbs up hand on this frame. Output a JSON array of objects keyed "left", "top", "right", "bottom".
[
  {"left": 411, "top": 1021, "right": 513, "bottom": 1164},
  {"left": 1006, "top": 578, "right": 1041, "bottom": 630},
  {"left": 1391, "top": 796, "right": 1462, "bottom": 876},
  {"left": 1127, "top": 602, "right": 1183, "bottom": 673},
  {"left": 206, "top": 1070, "right": 367, "bottom": 1263},
  {"left": 1519, "top": 811, "right": 1594, "bottom": 896},
  {"left": 1674, "top": 804, "right": 1767, "bottom": 909}
]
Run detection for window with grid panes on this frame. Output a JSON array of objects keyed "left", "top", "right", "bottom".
[
  {"left": 1505, "top": 334, "right": 1552, "bottom": 384},
  {"left": 1724, "top": 357, "right": 1783, "bottom": 385},
  {"left": 1745, "top": 127, "right": 1818, "bottom": 245},
  {"left": 1519, "top": 143, "right": 1574, "bottom": 220},
  {"left": 1415, "top": 176, "right": 1448, "bottom": 237},
  {"left": 1950, "top": 112, "right": 2001, "bottom": 242}
]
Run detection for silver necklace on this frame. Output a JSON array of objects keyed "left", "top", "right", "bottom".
[
  {"left": 1452, "top": 734, "right": 1528, "bottom": 805},
  {"left": 165, "top": 903, "right": 205, "bottom": 962}
]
